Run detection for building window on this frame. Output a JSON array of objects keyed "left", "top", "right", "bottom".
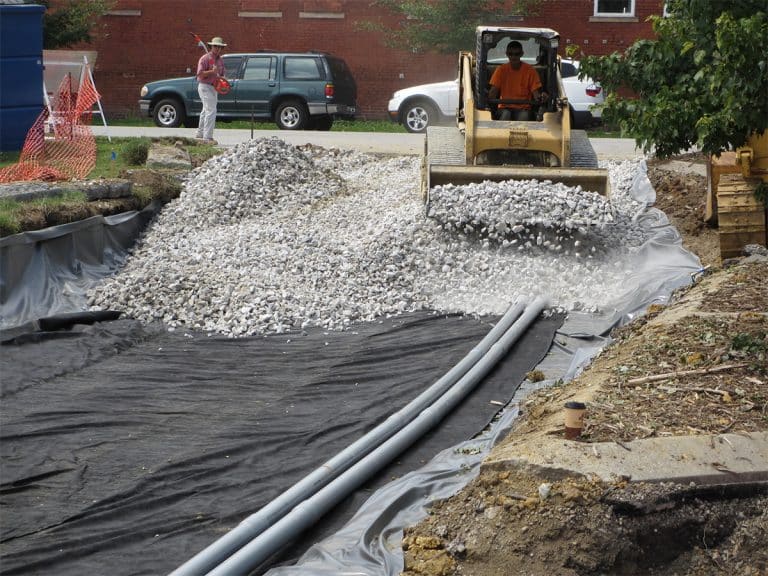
[
  {"left": 106, "top": 9, "right": 141, "bottom": 16},
  {"left": 594, "top": 0, "right": 635, "bottom": 16}
]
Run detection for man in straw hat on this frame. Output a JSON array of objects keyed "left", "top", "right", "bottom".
[{"left": 196, "top": 36, "right": 227, "bottom": 144}]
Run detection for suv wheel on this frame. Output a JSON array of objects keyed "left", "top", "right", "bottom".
[
  {"left": 402, "top": 100, "right": 436, "bottom": 133},
  {"left": 276, "top": 100, "right": 309, "bottom": 130},
  {"left": 153, "top": 98, "right": 185, "bottom": 128}
]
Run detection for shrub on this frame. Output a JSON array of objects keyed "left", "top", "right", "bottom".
[{"left": 122, "top": 138, "right": 150, "bottom": 166}]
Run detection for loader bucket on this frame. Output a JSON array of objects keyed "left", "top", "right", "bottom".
[{"left": 427, "top": 165, "right": 611, "bottom": 199}]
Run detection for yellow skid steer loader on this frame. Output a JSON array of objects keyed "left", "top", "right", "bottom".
[{"left": 422, "top": 26, "right": 609, "bottom": 204}]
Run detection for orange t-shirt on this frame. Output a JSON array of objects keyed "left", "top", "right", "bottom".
[{"left": 489, "top": 62, "right": 542, "bottom": 109}]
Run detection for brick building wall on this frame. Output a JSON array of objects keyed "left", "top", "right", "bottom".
[
  {"left": 521, "top": 0, "right": 660, "bottom": 56},
  {"left": 52, "top": 0, "right": 663, "bottom": 120}
]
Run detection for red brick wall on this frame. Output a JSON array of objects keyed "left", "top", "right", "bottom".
[
  {"left": 520, "top": 0, "right": 661, "bottom": 57},
  {"left": 52, "top": 0, "right": 661, "bottom": 120}
]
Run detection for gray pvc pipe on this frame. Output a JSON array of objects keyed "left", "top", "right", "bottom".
[
  {"left": 206, "top": 295, "right": 549, "bottom": 576},
  {"left": 170, "top": 300, "right": 527, "bottom": 576}
]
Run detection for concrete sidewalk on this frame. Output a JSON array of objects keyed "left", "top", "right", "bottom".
[
  {"left": 91, "top": 126, "right": 645, "bottom": 160},
  {"left": 486, "top": 431, "right": 768, "bottom": 485},
  {"left": 92, "top": 126, "right": 427, "bottom": 156}
]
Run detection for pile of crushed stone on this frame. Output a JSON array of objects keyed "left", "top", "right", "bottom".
[
  {"left": 428, "top": 179, "right": 616, "bottom": 245},
  {"left": 88, "top": 137, "right": 657, "bottom": 337}
]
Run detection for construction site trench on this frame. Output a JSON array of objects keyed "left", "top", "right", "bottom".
[{"left": 0, "top": 138, "right": 766, "bottom": 576}]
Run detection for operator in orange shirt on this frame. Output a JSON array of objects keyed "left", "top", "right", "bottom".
[{"left": 488, "top": 41, "right": 548, "bottom": 121}]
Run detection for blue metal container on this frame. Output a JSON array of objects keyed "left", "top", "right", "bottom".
[{"left": 0, "top": 3, "right": 45, "bottom": 152}]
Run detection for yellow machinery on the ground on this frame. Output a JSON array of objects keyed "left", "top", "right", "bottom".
[
  {"left": 422, "top": 26, "right": 609, "bottom": 204},
  {"left": 707, "top": 131, "right": 768, "bottom": 260}
]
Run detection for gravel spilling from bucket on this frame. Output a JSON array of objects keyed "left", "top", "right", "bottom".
[
  {"left": 429, "top": 179, "right": 615, "bottom": 237},
  {"left": 88, "top": 138, "right": 650, "bottom": 337}
]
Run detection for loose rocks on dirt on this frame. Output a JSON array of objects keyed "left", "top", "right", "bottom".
[{"left": 88, "top": 138, "right": 653, "bottom": 337}]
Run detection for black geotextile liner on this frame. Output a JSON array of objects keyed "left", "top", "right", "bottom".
[
  {"left": 0, "top": 202, "right": 159, "bottom": 331},
  {"left": 0, "top": 309, "right": 563, "bottom": 576}
]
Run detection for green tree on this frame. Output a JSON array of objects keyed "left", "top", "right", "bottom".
[
  {"left": 362, "top": 0, "right": 541, "bottom": 54},
  {"left": 38, "top": 0, "right": 114, "bottom": 49},
  {"left": 579, "top": 0, "right": 768, "bottom": 158}
]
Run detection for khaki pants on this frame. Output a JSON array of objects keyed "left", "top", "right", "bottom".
[{"left": 197, "top": 83, "right": 218, "bottom": 140}]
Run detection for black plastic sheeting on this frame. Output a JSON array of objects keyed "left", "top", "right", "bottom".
[
  {"left": 0, "top": 309, "right": 563, "bottom": 576},
  {"left": 0, "top": 202, "right": 158, "bottom": 331}
]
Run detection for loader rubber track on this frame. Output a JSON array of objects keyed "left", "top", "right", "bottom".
[
  {"left": 425, "top": 126, "right": 465, "bottom": 166},
  {"left": 422, "top": 126, "right": 465, "bottom": 203},
  {"left": 569, "top": 130, "right": 599, "bottom": 168}
]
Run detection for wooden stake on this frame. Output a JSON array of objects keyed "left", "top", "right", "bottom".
[{"left": 626, "top": 363, "right": 749, "bottom": 385}]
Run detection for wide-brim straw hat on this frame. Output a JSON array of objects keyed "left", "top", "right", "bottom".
[{"left": 207, "top": 37, "right": 227, "bottom": 47}]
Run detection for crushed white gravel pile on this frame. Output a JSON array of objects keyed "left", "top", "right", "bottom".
[
  {"left": 427, "top": 175, "right": 649, "bottom": 257},
  {"left": 88, "top": 137, "right": 651, "bottom": 337},
  {"left": 428, "top": 179, "right": 616, "bottom": 240}
]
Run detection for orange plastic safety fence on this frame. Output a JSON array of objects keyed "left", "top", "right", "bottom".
[{"left": 0, "top": 71, "right": 99, "bottom": 184}]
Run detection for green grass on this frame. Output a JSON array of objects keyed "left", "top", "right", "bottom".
[
  {"left": 0, "top": 139, "right": 149, "bottom": 177},
  {"left": 93, "top": 136, "right": 168, "bottom": 178},
  {"left": 0, "top": 211, "right": 18, "bottom": 235},
  {"left": 0, "top": 136, "right": 218, "bottom": 180},
  {"left": 0, "top": 190, "right": 87, "bottom": 236},
  {"left": 331, "top": 119, "right": 404, "bottom": 132},
  {"left": 216, "top": 118, "right": 404, "bottom": 132},
  {"left": 586, "top": 126, "right": 623, "bottom": 138},
  {"left": 92, "top": 136, "right": 221, "bottom": 178},
  {"left": 93, "top": 137, "right": 141, "bottom": 178}
]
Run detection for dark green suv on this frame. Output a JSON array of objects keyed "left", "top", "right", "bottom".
[{"left": 139, "top": 51, "right": 357, "bottom": 130}]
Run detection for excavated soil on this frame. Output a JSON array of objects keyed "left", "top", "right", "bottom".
[
  {"left": 401, "top": 157, "right": 768, "bottom": 575},
  {"left": 4, "top": 162, "right": 183, "bottom": 237},
  {"left": 14, "top": 196, "right": 144, "bottom": 232}
]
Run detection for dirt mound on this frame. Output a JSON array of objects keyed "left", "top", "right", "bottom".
[{"left": 403, "top": 469, "right": 768, "bottom": 576}]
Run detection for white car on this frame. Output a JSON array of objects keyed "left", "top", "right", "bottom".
[{"left": 387, "top": 58, "right": 604, "bottom": 133}]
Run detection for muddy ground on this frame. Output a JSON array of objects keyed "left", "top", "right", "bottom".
[{"left": 401, "top": 157, "right": 768, "bottom": 575}]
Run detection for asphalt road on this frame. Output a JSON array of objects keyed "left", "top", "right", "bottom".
[{"left": 91, "top": 125, "right": 644, "bottom": 160}]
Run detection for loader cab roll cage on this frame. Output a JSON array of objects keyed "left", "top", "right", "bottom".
[{"left": 474, "top": 27, "right": 562, "bottom": 118}]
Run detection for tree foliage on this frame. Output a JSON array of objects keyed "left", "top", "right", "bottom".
[
  {"left": 362, "top": 0, "right": 541, "bottom": 54},
  {"left": 38, "top": 0, "right": 114, "bottom": 49},
  {"left": 579, "top": 0, "right": 768, "bottom": 158}
]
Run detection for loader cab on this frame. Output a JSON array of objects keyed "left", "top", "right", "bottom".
[{"left": 475, "top": 27, "right": 561, "bottom": 118}]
